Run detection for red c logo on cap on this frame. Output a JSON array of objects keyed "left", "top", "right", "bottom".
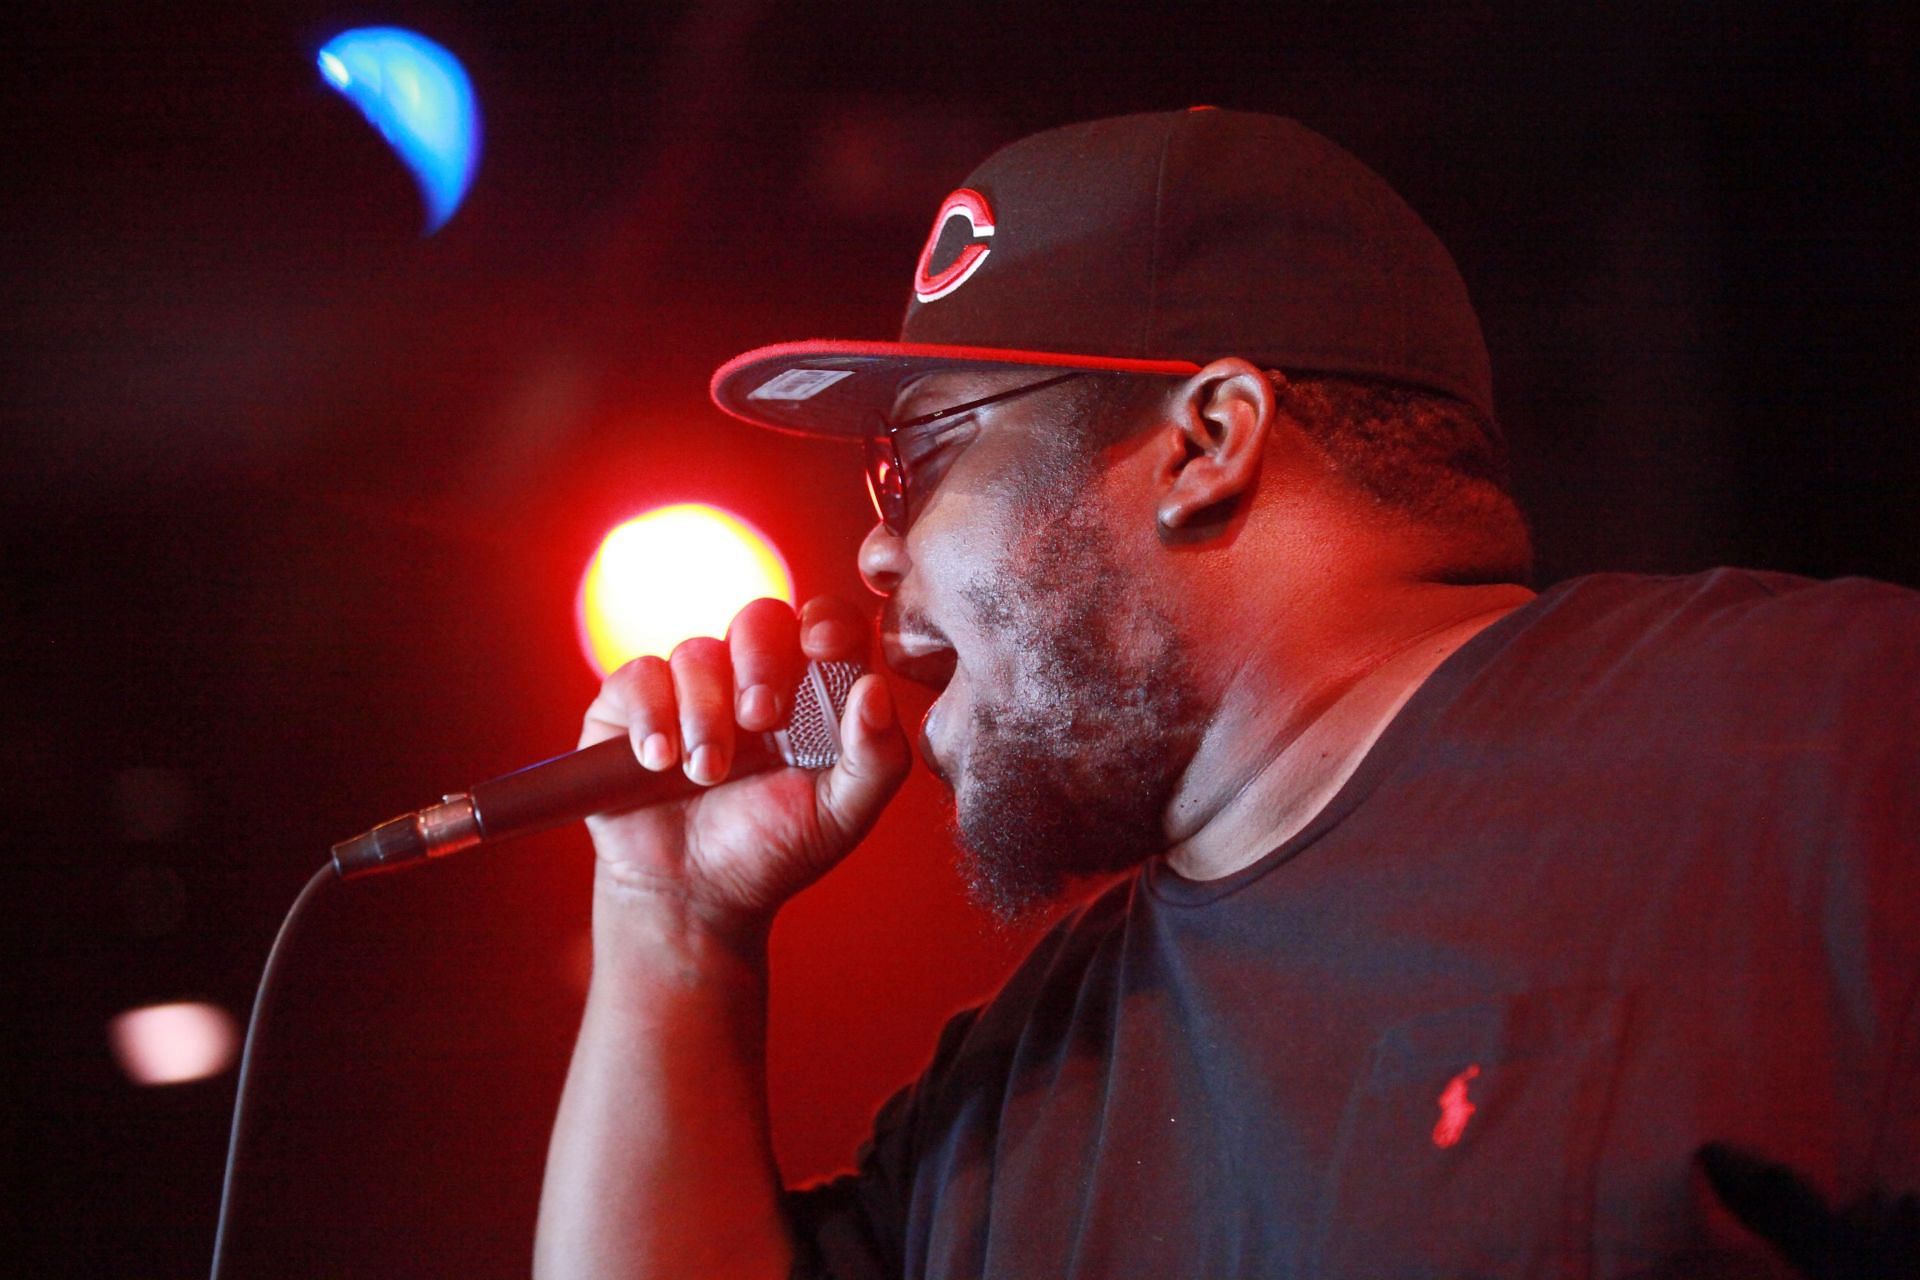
[{"left": 914, "top": 188, "right": 995, "bottom": 303}]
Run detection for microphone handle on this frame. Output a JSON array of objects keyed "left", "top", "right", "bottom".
[
  {"left": 330, "top": 660, "right": 861, "bottom": 882},
  {"left": 472, "top": 731, "right": 785, "bottom": 839},
  {"left": 331, "top": 730, "right": 785, "bottom": 881}
]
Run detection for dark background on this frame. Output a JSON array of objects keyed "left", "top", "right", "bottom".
[{"left": 4, "top": 2, "right": 1914, "bottom": 1275}]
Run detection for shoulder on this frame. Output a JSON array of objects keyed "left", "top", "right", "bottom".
[
  {"left": 1532, "top": 567, "right": 1918, "bottom": 638},
  {"left": 1431, "top": 568, "right": 1920, "bottom": 803},
  {"left": 1501, "top": 568, "right": 1920, "bottom": 689}
]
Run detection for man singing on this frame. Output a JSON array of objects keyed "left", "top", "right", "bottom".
[{"left": 534, "top": 108, "right": 1918, "bottom": 1278}]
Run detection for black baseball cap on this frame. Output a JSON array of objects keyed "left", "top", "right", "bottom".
[{"left": 710, "top": 107, "right": 1494, "bottom": 437}]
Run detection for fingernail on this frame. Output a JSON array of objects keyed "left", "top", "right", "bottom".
[
  {"left": 739, "top": 683, "right": 774, "bottom": 725},
  {"left": 859, "top": 677, "right": 892, "bottom": 731},
  {"left": 805, "top": 620, "right": 848, "bottom": 652},
  {"left": 641, "top": 732, "right": 673, "bottom": 770},
  {"left": 690, "top": 743, "right": 725, "bottom": 785}
]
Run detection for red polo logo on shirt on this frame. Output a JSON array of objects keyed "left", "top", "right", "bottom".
[
  {"left": 913, "top": 188, "right": 996, "bottom": 303},
  {"left": 1432, "top": 1064, "right": 1481, "bottom": 1149}
]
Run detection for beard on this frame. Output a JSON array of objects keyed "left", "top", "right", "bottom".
[{"left": 948, "top": 501, "right": 1206, "bottom": 925}]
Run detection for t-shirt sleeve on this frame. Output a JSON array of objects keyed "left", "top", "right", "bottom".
[
  {"left": 1839, "top": 578, "right": 1920, "bottom": 1200},
  {"left": 1870, "top": 971, "right": 1920, "bottom": 1195},
  {"left": 782, "top": 1006, "right": 984, "bottom": 1280}
]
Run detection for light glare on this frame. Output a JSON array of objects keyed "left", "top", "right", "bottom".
[
  {"left": 317, "top": 50, "right": 350, "bottom": 89},
  {"left": 109, "top": 1001, "right": 239, "bottom": 1086},
  {"left": 316, "top": 27, "right": 480, "bottom": 233},
  {"left": 577, "top": 504, "right": 794, "bottom": 676}
]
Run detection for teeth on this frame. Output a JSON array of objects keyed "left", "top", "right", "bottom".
[
  {"left": 884, "top": 631, "right": 945, "bottom": 656},
  {"left": 881, "top": 634, "right": 958, "bottom": 692}
]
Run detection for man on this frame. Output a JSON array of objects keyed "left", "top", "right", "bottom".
[{"left": 534, "top": 109, "right": 1918, "bottom": 1278}]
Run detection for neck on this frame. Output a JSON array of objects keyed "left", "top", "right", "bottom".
[{"left": 1163, "top": 581, "right": 1534, "bottom": 882}]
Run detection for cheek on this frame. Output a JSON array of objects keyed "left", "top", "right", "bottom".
[
  {"left": 911, "top": 460, "right": 1101, "bottom": 689},
  {"left": 953, "top": 584, "right": 1068, "bottom": 721}
]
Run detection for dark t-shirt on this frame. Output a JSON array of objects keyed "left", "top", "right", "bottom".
[{"left": 788, "top": 570, "right": 1920, "bottom": 1278}]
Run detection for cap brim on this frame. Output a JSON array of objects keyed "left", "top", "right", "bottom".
[{"left": 710, "top": 339, "right": 1202, "bottom": 438}]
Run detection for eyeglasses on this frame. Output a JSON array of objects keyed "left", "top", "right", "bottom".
[{"left": 864, "top": 371, "right": 1085, "bottom": 535}]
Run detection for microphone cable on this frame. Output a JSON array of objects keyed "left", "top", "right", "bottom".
[
  {"left": 207, "top": 661, "right": 860, "bottom": 1274},
  {"left": 208, "top": 862, "right": 335, "bottom": 1280}
]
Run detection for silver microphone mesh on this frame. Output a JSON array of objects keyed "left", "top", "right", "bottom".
[{"left": 774, "top": 660, "right": 864, "bottom": 768}]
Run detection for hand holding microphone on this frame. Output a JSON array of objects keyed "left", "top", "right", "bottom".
[{"left": 335, "top": 596, "right": 910, "bottom": 937}]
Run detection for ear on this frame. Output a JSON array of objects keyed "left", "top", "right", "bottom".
[{"left": 1153, "top": 357, "right": 1278, "bottom": 533}]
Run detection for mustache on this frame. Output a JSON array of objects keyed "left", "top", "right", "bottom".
[{"left": 881, "top": 600, "right": 950, "bottom": 648}]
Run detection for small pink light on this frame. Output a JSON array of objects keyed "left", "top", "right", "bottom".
[
  {"left": 1432, "top": 1063, "right": 1481, "bottom": 1149},
  {"left": 109, "top": 1001, "right": 239, "bottom": 1086}
]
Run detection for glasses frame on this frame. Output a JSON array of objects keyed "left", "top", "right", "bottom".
[{"left": 864, "top": 370, "right": 1086, "bottom": 535}]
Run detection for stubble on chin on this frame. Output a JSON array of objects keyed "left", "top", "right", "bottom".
[{"left": 948, "top": 512, "right": 1204, "bottom": 926}]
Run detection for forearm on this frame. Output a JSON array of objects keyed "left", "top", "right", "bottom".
[{"left": 534, "top": 895, "right": 793, "bottom": 1280}]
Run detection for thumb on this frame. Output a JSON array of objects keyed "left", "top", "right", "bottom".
[{"left": 813, "top": 674, "right": 912, "bottom": 847}]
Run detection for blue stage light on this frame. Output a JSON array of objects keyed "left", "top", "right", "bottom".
[{"left": 317, "top": 27, "right": 480, "bottom": 234}]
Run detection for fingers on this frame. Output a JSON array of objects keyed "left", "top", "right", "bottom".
[
  {"left": 669, "top": 637, "right": 734, "bottom": 784},
  {"left": 582, "top": 594, "right": 878, "bottom": 792},
  {"left": 727, "top": 598, "right": 801, "bottom": 733},
  {"left": 580, "top": 655, "right": 678, "bottom": 770},
  {"left": 813, "top": 673, "right": 911, "bottom": 846},
  {"left": 798, "top": 595, "right": 870, "bottom": 666}
]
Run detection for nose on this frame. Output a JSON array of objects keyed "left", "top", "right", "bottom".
[{"left": 857, "top": 521, "right": 908, "bottom": 597}]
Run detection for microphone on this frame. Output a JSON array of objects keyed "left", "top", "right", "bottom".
[{"left": 331, "top": 661, "right": 864, "bottom": 881}]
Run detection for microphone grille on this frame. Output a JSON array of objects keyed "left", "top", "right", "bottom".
[{"left": 779, "top": 660, "right": 864, "bottom": 768}]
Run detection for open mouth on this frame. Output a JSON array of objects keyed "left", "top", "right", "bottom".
[
  {"left": 880, "top": 626, "right": 960, "bottom": 784},
  {"left": 880, "top": 621, "right": 958, "bottom": 694}
]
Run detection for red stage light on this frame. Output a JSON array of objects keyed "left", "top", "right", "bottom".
[{"left": 576, "top": 504, "right": 794, "bottom": 676}]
